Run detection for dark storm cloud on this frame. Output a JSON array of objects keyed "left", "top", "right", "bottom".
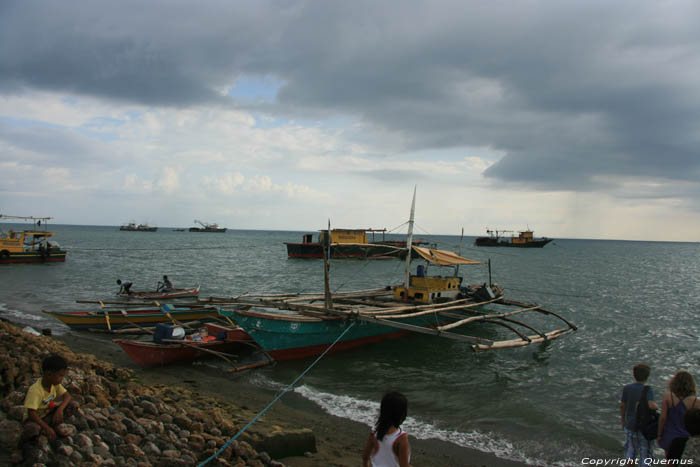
[{"left": 2, "top": 0, "right": 700, "bottom": 191}]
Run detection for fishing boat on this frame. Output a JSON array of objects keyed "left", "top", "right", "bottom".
[
  {"left": 42, "top": 303, "right": 224, "bottom": 331},
  {"left": 120, "top": 222, "right": 158, "bottom": 232},
  {"left": 117, "top": 285, "right": 201, "bottom": 300},
  {"left": 189, "top": 220, "right": 227, "bottom": 232},
  {"left": 223, "top": 190, "right": 576, "bottom": 360},
  {"left": 285, "top": 228, "right": 428, "bottom": 259},
  {"left": 114, "top": 322, "right": 254, "bottom": 366},
  {"left": 0, "top": 215, "right": 67, "bottom": 264},
  {"left": 475, "top": 229, "right": 552, "bottom": 248}
]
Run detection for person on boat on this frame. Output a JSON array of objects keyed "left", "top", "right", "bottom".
[
  {"left": 362, "top": 391, "right": 411, "bottom": 467},
  {"left": 117, "top": 279, "right": 133, "bottom": 295},
  {"left": 620, "top": 363, "right": 657, "bottom": 462},
  {"left": 658, "top": 370, "right": 699, "bottom": 459},
  {"left": 157, "top": 275, "right": 173, "bottom": 292},
  {"left": 23, "top": 354, "right": 79, "bottom": 442}
]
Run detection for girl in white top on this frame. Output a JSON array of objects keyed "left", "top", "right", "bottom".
[{"left": 362, "top": 391, "right": 412, "bottom": 467}]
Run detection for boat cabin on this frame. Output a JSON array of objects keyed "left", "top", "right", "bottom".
[
  {"left": 0, "top": 229, "right": 55, "bottom": 254},
  {"left": 512, "top": 230, "right": 534, "bottom": 244},
  {"left": 392, "top": 246, "right": 482, "bottom": 304},
  {"left": 318, "top": 228, "right": 388, "bottom": 245}
]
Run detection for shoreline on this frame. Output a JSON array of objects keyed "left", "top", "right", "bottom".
[{"left": 52, "top": 326, "right": 529, "bottom": 467}]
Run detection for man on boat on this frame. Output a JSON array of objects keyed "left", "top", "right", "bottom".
[
  {"left": 157, "top": 275, "right": 173, "bottom": 292},
  {"left": 116, "top": 279, "right": 133, "bottom": 295}
]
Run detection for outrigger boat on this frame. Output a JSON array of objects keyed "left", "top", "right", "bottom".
[
  {"left": 475, "top": 229, "right": 552, "bottom": 248},
  {"left": 117, "top": 285, "right": 201, "bottom": 300},
  {"left": 222, "top": 190, "right": 577, "bottom": 360},
  {"left": 0, "top": 215, "right": 67, "bottom": 264},
  {"left": 42, "top": 303, "right": 228, "bottom": 332},
  {"left": 285, "top": 228, "right": 429, "bottom": 260}
]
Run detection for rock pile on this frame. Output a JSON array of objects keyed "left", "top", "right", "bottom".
[{"left": 0, "top": 319, "right": 315, "bottom": 466}]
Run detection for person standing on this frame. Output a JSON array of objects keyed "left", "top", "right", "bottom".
[
  {"left": 621, "top": 363, "right": 657, "bottom": 461},
  {"left": 362, "top": 391, "right": 411, "bottom": 467},
  {"left": 658, "top": 371, "right": 699, "bottom": 459}
]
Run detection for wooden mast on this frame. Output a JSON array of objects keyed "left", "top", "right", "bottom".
[
  {"left": 403, "top": 186, "right": 417, "bottom": 290},
  {"left": 323, "top": 219, "right": 333, "bottom": 310}
]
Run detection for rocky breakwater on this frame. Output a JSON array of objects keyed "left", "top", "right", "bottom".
[{"left": 0, "top": 319, "right": 316, "bottom": 466}]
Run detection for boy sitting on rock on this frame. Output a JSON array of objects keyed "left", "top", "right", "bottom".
[{"left": 23, "top": 354, "right": 77, "bottom": 441}]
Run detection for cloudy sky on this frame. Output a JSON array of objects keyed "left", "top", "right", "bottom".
[{"left": 2, "top": 0, "right": 700, "bottom": 241}]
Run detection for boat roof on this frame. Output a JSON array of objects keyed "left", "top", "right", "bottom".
[{"left": 412, "top": 246, "right": 482, "bottom": 266}]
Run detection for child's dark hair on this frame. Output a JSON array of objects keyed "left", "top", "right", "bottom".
[
  {"left": 375, "top": 391, "right": 407, "bottom": 441},
  {"left": 633, "top": 364, "right": 651, "bottom": 382},
  {"left": 685, "top": 408, "right": 700, "bottom": 437},
  {"left": 42, "top": 354, "right": 68, "bottom": 373}
]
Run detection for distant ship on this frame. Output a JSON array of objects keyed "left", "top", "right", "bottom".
[
  {"left": 285, "top": 228, "right": 428, "bottom": 259},
  {"left": 475, "top": 229, "right": 552, "bottom": 248},
  {"left": 189, "top": 220, "right": 227, "bottom": 233},
  {"left": 120, "top": 222, "right": 157, "bottom": 232}
]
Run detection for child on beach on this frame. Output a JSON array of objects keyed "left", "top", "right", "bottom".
[
  {"left": 23, "top": 354, "right": 76, "bottom": 441},
  {"left": 658, "top": 370, "right": 699, "bottom": 459},
  {"left": 620, "top": 363, "right": 658, "bottom": 461},
  {"left": 362, "top": 391, "right": 411, "bottom": 467}
]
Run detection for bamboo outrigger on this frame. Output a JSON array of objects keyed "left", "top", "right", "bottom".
[{"left": 219, "top": 188, "right": 577, "bottom": 360}]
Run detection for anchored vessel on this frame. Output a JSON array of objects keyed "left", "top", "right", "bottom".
[
  {"left": 475, "top": 229, "right": 552, "bottom": 248},
  {"left": 189, "top": 220, "right": 227, "bottom": 232},
  {"left": 223, "top": 191, "right": 576, "bottom": 360},
  {"left": 285, "top": 228, "right": 427, "bottom": 259},
  {"left": 0, "top": 215, "right": 67, "bottom": 264},
  {"left": 120, "top": 222, "right": 157, "bottom": 232}
]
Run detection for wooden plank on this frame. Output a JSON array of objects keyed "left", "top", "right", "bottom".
[
  {"left": 355, "top": 314, "right": 494, "bottom": 345},
  {"left": 472, "top": 327, "right": 574, "bottom": 351},
  {"left": 373, "top": 298, "right": 503, "bottom": 319},
  {"left": 436, "top": 305, "right": 541, "bottom": 332}
]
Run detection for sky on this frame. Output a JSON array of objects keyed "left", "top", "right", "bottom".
[{"left": 1, "top": 1, "right": 700, "bottom": 241}]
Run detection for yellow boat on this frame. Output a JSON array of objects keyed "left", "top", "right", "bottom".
[{"left": 0, "top": 215, "right": 67, "bottom": 264}]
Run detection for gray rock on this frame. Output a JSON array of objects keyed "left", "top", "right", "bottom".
[
  {"left": 95, "top": 428, "right": 124, "bottom": 446},
  {"left": 142, "top": 441, "right": 161, "bottom": 457},
  {"left": 0, "top": 419, "right": 22, "bottom": 449}
]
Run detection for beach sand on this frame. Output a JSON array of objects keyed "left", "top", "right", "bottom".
[{"left": 56, "top": 331, "right": 528, "bottom": 467}]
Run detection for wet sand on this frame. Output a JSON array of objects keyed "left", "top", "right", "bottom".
[{"left": 57, "top": 330, "right": 529, "bottom": 467}]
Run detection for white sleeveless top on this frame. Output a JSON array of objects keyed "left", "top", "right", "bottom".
[{"left": 371, "top": 428, "right": 410, "bottom": 467}]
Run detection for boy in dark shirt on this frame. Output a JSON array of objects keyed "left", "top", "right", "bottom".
[{"left": 620, "top": 363, "right": 658, "bottom": 461}]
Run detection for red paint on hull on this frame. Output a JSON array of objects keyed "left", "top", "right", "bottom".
[{"left": 267, "top": 328, "right": 410, "bottom": 360}]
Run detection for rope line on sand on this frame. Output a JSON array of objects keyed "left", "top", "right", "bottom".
[{"left": 197, "top": 321, "right": 357, "bottom": 467}]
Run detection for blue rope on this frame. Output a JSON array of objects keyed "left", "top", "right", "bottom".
[{"left": 198, "top": 321, "right": 357, "bottom": 466}]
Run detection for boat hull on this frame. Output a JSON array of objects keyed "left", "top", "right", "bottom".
[
  {"left": 285, "top": 242, "right": 418, "bottom": 259},
  {"left": 230, "top": 309, "right": 444, "bottom": 360},
  {"left": 0, "top": 250, "right": 67, "bottom": 264},
  {"left": 117, "top": 286, "right": 200, "bottom": 300},
  {"left": 43, "top": 307, "right": 219, "bottom": 330},
  {"left": 474, "top": 238, "right": 552, "bottom": 248},
  {"left": 114, "top": 324, "right": 252, "bottom": 366},
  {"left": 189, "top": 227, "right": 227, "bottom": 232}
]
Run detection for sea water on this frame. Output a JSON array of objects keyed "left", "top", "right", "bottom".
[{"left": 1, "top": 224, "right": 699, "bottom": 466}]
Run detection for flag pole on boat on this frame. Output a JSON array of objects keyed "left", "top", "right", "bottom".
[{"left": 403, "top": 186, "right": 417, "bottom": 291}]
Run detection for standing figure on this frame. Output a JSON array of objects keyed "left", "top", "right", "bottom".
[
  {"left": 117, "top": 279, "right": 133, "bottom": 295},
  {"left": 620, "top": 363, "right": 657, "bottom": 462},
  {"left": 362, "top": 391, "right": 411, "bottom": 467},
  {"left": 658, "top": 371, "right": 699, "bottom": 459}
]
